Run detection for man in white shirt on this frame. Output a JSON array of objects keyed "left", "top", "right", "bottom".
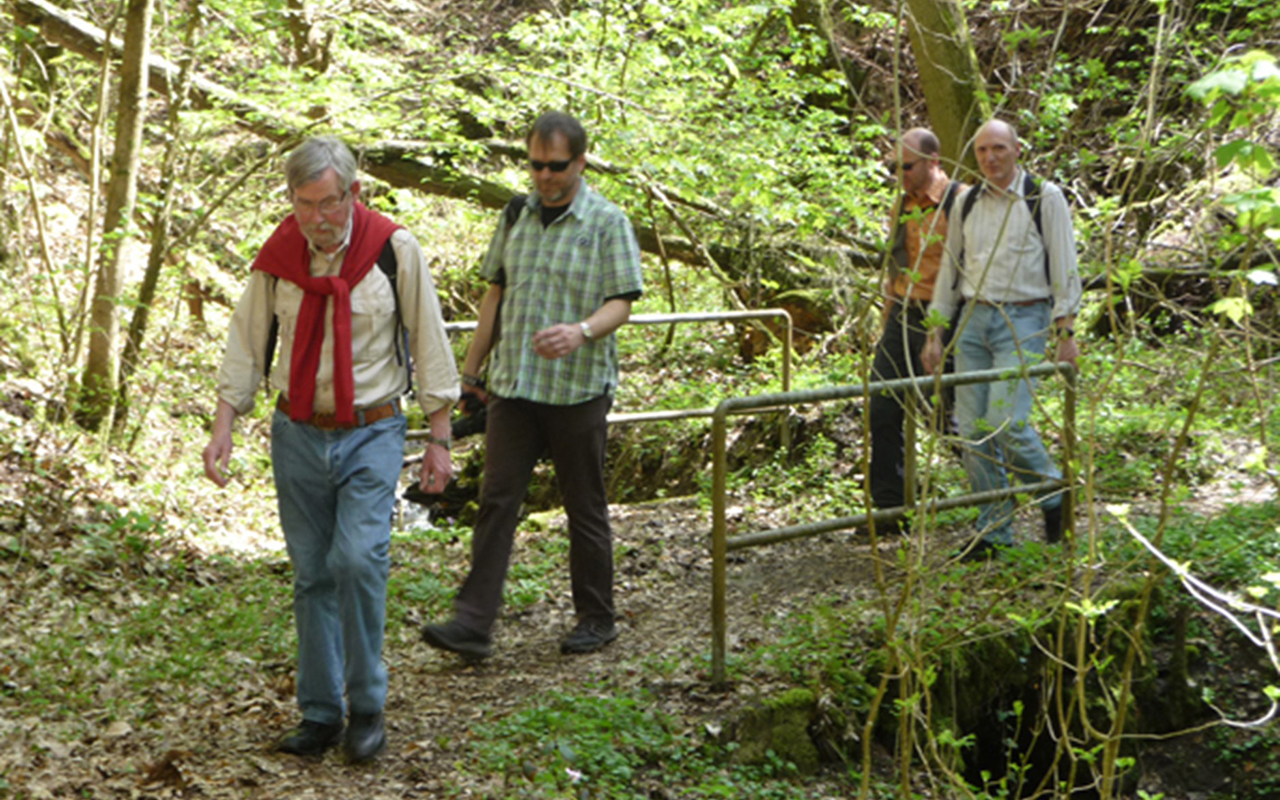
[
  {"left": 202, "top": 137, "right": 458, "bottom": 761},
  {"left": 921, "top": 119, "right": 1082, "bottom": 559}
]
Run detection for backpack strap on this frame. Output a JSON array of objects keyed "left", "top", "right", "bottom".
[
  {"left": 489, "top": 194, "right": 528, "bottom": 350},
  {"left": 887, "top": 194, "right": 909, "bottom": 275},
  {"left": 376, "top": 238, "right": 412, "bottom": 395},
  {"left": 503, "top": 193, "right": 527, "bottom": 231},
  {"left": 939, "top": 179, "right": 963, "bottom": 218},
  {"left": 954, "top": 186, "right": 981, "bottom": 290},
  {"left": 1021, "top": 171, "right": 1050, "bottom": 284}
]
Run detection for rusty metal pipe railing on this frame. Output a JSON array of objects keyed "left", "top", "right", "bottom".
[
  {"left": 419, "top": 309, "right": 795, "bottom": 445},
  {"left": 711, "top": 362, "right": 1077, "bottom": 686}
]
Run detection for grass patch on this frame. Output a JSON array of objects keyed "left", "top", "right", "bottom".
[{"left": 457, "top": 687, "right": 835, "bottom": 799}]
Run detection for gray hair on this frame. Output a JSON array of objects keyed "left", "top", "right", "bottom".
[{"left": 285, "top": 136, "right": 357, "bottom": 191}]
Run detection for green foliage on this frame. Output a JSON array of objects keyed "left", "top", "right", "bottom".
[
  {"left": 11, "top": 516, "right": 293, "bottom": 725},
  {"left": 459, "top": 688, "right": 820, "bottom": 799}
]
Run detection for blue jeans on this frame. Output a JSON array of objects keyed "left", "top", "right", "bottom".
[
  {"left": 954, "top": 302, "right": 1062, "bottom": 545},
  {"left": 271, "top": 409, "right": 406, "bottom": 725}
]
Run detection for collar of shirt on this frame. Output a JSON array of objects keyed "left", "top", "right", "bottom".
[
  {"left": 307, "top": 217, "right": 354, "bottom": 267},
  {"left": 907, "top": 169, "right": 952, "bottom": 209},
  {"left": 977, "top": 167, "right": 1025, "bottom": 201},
  {"left": 527, "top": 179, "right": 589, "bottom": 221}
]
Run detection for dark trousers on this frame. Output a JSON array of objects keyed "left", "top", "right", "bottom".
[
  {"left": 868, "top": 301, "right": 952, "bottom": 511},
  {"left": 455, "top": 394, "right": 614, "bottom": 633}
]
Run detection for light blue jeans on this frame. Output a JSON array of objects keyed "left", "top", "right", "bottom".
[
  {"left": 271, "top": 410, "right": 406, "bottom": 725},
  {"left": 954, "top": 302, "right": 1062, "bottom": 545}
]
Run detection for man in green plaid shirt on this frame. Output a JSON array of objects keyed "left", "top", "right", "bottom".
[{"left": 422, "top": 111, "right": 643, "bottom": 659}]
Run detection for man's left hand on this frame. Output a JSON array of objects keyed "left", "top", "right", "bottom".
[
  {"left": 1054, "top": 335, "right": 1080, "bottom": 367},
  {"left": 420, "top": 444, "right": 453, "bottom": 495},
  {"left": 531, "top": 323, "right": 586, "bottom": 360}
]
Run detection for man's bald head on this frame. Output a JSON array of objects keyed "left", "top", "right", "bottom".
[
  {"left": 974, "top": 119, "right": 1023, "bottom": 189},
  {"left": 901, "top": 128, "right": 940, "bottom": 159}
]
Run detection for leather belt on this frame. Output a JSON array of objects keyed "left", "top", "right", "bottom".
[
  {"left": 970, "top": 297, "right": 1050, "bottom": 308},
  {"left": 276, "top": 396, "right": 400, "bottom": 429}
]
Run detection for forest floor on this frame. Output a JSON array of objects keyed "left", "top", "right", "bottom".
[
  {"left": 1, "top": 440, "right": 1043, "bottom": 800},
  {"left": 6, "top": 454, "right": 1275, "bottom": 799},
  {"left": 2, "top": 386, "right": 1277, "bottom": 799}
]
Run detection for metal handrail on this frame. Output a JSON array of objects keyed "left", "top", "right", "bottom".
[
  {"left": 709, "top": 361, "right": 1077, "bottom": 686},
  {"left": 416, "top": 309, "right": 795, "bottom": 443}
]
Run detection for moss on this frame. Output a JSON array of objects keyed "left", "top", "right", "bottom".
[{"left": 730, "top": 687, "right": 821, "bottom": 773}]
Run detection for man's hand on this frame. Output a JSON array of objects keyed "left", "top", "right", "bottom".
[
  {"left": 921, "top": 333, "right": 944, "bottom": 375},
  {"left": 202, "top": 433, "right": 233, "bottom": 487},
  {"left": 531, "top": 323, "right": 587, "bottom": 360},
  {"left": 419, "top": 443, "right": 453, "bottom": 495},
  {"left": 1054, "top": 334, "right": 1080, "bottom": 367},
  {"left": 202, "top": 400, "right": 239, "bottom": 487}
]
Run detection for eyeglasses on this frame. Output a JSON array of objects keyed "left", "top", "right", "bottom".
[
  {"left": 291, "top": 190, "right": 349, "bottom": 216},
  {"left": 887, "top": 160, "right": 921, "bottom": 174},
  {"left": 528, "top": 159, "right": 574, "bottom": 173}
]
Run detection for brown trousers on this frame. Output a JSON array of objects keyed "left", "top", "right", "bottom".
[{"left": 454, "top": 394, "right": 615, "bottom": 633}]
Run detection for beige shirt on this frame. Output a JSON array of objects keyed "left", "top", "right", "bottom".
[
  {"left": 217, "top": 226, "right": 459, "bottom": 417},
  {"left": 930, "top": 168, "right": 1083, "bottom": 322}
]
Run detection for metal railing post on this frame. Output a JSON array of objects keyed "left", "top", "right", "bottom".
[
  {"left": 903, "top": 389, "right": 917, "bottom": 513},
  {"left": 1062, "top": 364, "right": 1077, "bottom": 537},
  {"left": 781, "top": 311, "right": 793, "bottom": 451},
  {"left": 711, "top": 405, "right": 730, "bottom": 688}
]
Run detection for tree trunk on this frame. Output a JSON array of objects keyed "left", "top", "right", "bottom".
[
  {"left": 284, "top": 0, "right": 332, "bottom": 72},
  {"left": 74, "top": 0, "right": 152, "bottom": 432},
  {"left": 902, "top": 0, "right": 989, "bottom": 175},
  {"left": 116, "top": 0, "right": 202, "bottom": 439}
]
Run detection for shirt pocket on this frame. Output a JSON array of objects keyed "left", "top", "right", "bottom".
[
  {"left": 273, "top": 280, "right": 305, "bottom": 344},
  {"left": 350, "top": 272, "right": 397, "bottom": 362}
]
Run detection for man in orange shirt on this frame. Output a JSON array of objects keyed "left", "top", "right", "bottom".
[{"left": 867, "top": 128, "right": 963, "bottom": 533}]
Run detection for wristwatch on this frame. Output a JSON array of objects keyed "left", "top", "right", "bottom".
[{"left": 579, "top": 321, "right": 595, "bottom": 340}]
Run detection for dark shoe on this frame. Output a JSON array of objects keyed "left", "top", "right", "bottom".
[
  {"left": 958, "top": 539, "right": 1003, "bottom": 563},
  {"left": 277, "top": 719, "right": 343, "bottom": 756},
  {"left": 560, "top": 619, "right": 619, "bottom": 655},
  {"left": 422, "top": 619, "right": 493, "bottom": 660},
  {"left": 1043, "top": 504, "right": 1065, "bottom": 544},
  {"left": 344, "top": 712, "right": 385, "bottom": 764}
]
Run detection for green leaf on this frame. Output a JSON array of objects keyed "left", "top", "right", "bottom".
[
  {"left": 1214, "top": 140, "right": 1248, "bottom": 168},
  {"left": 1209, "top": 297, "right": 1252, "bottom": 323},
  {"left": 719, "top": 53, "right": 740, "bottom": 82},
  {"left": 1187, "top": 69, "right": 1248, "bottom": 101}
]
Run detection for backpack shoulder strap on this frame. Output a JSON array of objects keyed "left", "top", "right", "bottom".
[
  {"left": 503, "top": 194, "right": 527, "bottom": 232},
  {"left": 264, "top": 276, "right": 280, "bottom": 382},
  {"left": 1022, "top": 172, "right": 1051, "bottom": 285},
  {"left": 960, "top": 183, "right": 981, "bottom": 225},
  {"left": 888, "top": 193, "right": 909, "bottom": 273},
  {"left": 940, "top": 180, "right": 963, "bottom": 217},
  {"left": 953, "top": 185, "right": 981, "bottom": 289},
  {"left": 376, "top": 237, "right": 413, "bottom": 395}
]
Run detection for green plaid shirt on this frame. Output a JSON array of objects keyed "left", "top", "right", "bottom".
[{"left": 480, "top": 181, "right": 643, "bottom": 405}]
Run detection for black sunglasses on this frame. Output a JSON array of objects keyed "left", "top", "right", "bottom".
[
  {"left": 528, "top": 158, "right": 574, "bottom": 173},
  {"left": 886, "top": 159, "right": 921, "bottom": 173}
]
